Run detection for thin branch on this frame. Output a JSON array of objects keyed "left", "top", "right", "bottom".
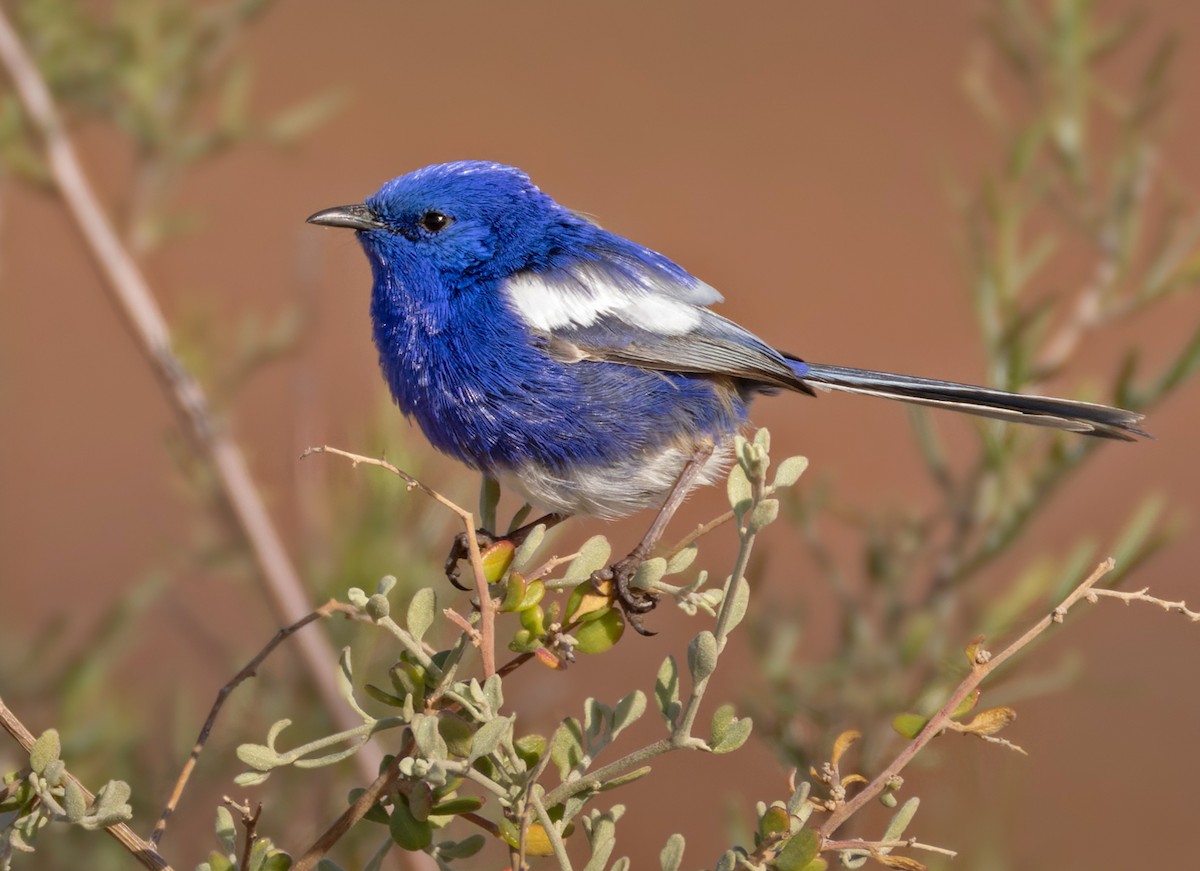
[
  {"left": 304, "top": 445, "right": 496, "bottom": 676},
  {"left": 819, "top": 558, "right": 1118, "bottom": 838},
  {"left": 823, "top": 838, "right": 958, "bottom": 858},
  {"left": 151, "top": 599, "right": 359, "bottom": 846},
  {"left": 0, "top": 7, "right": 380, "bottom": 787},
  {"left": 291, "top": 733, "right": 413, "bottom": 871},
  {"left": 221, "top": 797, "right": 262, "bottom": 871},
  {"left": 531, "top": 792, "right": 574, "bottom": 871},
  {"left": 0, "top": 696, "right": 174, "bottom": 871},
  {"left": 1087, "top": 586, "right": 1200, "bottom": 620}
]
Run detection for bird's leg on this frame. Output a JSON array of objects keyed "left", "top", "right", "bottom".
[
  {"left": 594, "top": 442, "right": 716, "bottom": 635},
  {"left": 444, "top": 512, "right": 567, "bottom": 590}
]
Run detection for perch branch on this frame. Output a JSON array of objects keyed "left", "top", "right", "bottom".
[{"left": 303, "top": 445, "right": 495, "bottom": 677}]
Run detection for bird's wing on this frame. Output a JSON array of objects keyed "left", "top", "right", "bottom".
[{"left": 501, "top": 247, "right": 809, "bottom": 391}]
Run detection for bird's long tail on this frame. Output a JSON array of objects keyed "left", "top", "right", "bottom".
[{"left": 793, "top": 361, "right": 1147, "bottom": 441}]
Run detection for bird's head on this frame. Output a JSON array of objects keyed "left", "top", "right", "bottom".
[{"left": 307, "top": 161, "right": 567, "bottom": 285}]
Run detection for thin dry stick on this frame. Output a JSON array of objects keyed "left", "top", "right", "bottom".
[
  {"left": 823, "top": 838, "right": 957, "bottom": 858},
  {"left": 1089, "top": 587, "right": 1200, "bottom": 620},
  {"left": 291, "top": 735, "right": 413, "bottom": 871},
  {"left": 221, "top": 797, "right": 262, "bottom": 871},
  {"left": 819, "top": 558, "right": 1118, "bottom": 838},
  {"left": 150, "top": 599, "right": 359, "bottom": 846},
  {"left": 303, "top": 445, "right": 496, "bottom": 676},
  {"left": 0, "top": 697, "right": 174, "bottom": 871},
  {"left": 0, "top": 8, "right": 380, "bottom": 787}
]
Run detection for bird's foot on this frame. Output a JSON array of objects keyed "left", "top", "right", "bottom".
[
  {"left": 444, "top": 528, "right": 498, "bottom": 591},
  {"left": 592, "top": 555, "right": 659, "bottom": 636}
]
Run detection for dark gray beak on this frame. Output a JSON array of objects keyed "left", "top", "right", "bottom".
[{"left": 306, "top": 203, "right": 384, "bottom": 230}]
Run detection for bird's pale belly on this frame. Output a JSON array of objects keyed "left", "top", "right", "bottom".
[{"left": 494, "top": 436, "right": 734, "bottom": 519}]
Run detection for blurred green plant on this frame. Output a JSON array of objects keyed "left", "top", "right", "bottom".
[{"left": 750, "top": 0, "right": 1200, "bottom": 796}]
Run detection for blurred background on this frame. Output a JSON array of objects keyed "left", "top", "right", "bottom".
[{"left": 2, "top": 1, "right": 1199, "bottom": 868}]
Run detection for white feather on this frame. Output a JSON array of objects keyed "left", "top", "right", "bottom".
[
  {"left": 495, "top": 439, "right": 734, "bottom": 519},
  {"left": 504, "top": 262, "right": 712, "bottom": 335}
]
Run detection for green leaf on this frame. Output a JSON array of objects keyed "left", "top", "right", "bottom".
[
  {"left": 516, "top": 578, "right": 546, "bottom": 611},
  {"left": 550, "top": 718, "right": 585, "bottom": 779},
  {"left": 234, "top": 771, "right": 271, "bottom": 787},
  {"left": 237, "top": 743, "right": 280, "bottom": 772},
  {"left": 598, "top": 765, "right": 653, "bottom": 791},
  {"left": 666, "top": 545, "right": 698, "bottom": 575},
  {"left": 655, "top": 656, "right": 681, "bottom": 728},
  {"left": 430, "top": 795, "right": 484, "bottom": 816},
  {"left": 514, "top": 733, "right": 547, "bottom": 769},
  {"left": 30, "top": 729, "right": 60, "bottom": 774},
  {"left": 480, "top": 540, "right": 516, "bottom": 584},
  {"left": 612, "top": 690, "right": 647, "bottom": 739},
  {"left": 412, "top": 714, "right": 448, "bottom": 760},
  {"left": 772, "top": 455, "right": 809, "bottom": 489},
  {"left": 632, "top": 557, "right": 667, "bottom": 591},
  {"left": 747, "top": 498, "right": 780, "bottom": 533},
  {"left": 408, "top": 781, "right": 434, "bottom": 822},
  {"left": 891, "top": 713, "right": 928, "bottom": 739},
  {"left": 479, "top": 475, "right": 501, "bottom": 531},
  {"left": 90, "top": 780, "right": 132, "bottom": 826},
  {"left": 760, "top": 805, "right": 791, "bottom": 839},
  {"left": 513, "top": 523, "right": 546, "bottom": 571},
  {"left": 687, "top": 631, "right": 719, "bottom": 683},
  {"left": 562, "top": 535, "right": 612, "bottom": 582},
  {"left": 407, "top": 588, "right": 436, "bottom": 642},
  {"left": 574, "top": 608, "right": 625, "bottom": 654},
  {"left": 215, "top": 804, "right": 238, "bottom": 854},
  {"left": 469, "top": 716, "right": 513, "bottom": 762},
  {"left": 724, "top": 575, "right": 750, "bottom": 633},
  {"left": 726, "top": 464, "right": 752, "bottom": 517},
  {"left": 364, "top": 684, "right": 408, "bottom": 708},
  {"left": 709, "top": 705, "right": 752, "bottom": 753},
  {"left": 773, "top": 829, "right": 819, "bottom": 871},
  {"left": 388, "top": 795, "right": 432, "bottom": 851},
  {"left": 63, "top": 779, "right": 86, "bottom": 823},
  {"left": 882, "top": 797, "right": 920, "bottom": 843},
  {"left": 437, "top": 713, "right": 475, "bottom": 758},
  {"left": 660, "top": 833, "right": 685, "bottom": 871},
  {"left": 438, "top": 834, "right": 485, "bottom": 859}
]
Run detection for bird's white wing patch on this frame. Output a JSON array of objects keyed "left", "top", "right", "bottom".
[{"left": 504, "top": 261, "right": 711, "bottom": 336}]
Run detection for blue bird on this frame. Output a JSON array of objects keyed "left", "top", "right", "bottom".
[{"left": 308, "top": 161, "right": 1145, "bottom": 629}]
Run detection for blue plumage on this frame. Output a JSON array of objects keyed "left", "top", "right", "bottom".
[{"left": 308, "top": 161, "right": 1145, "bottom": 519}]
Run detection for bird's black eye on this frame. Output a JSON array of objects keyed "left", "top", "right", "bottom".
[{"left": 418, "top": 211, "right": 451, "bottom": 233}]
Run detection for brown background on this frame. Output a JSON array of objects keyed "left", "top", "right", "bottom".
[{"left": 3, "top": 1, "right": 1200, "bottom": 868}]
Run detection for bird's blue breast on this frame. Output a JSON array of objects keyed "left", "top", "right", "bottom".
[{"left": 366, "top": 254, "right": 749, "bottom": 477}]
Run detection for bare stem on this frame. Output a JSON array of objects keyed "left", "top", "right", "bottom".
[
  {"left": 291, "top": 734, "right": 412, "bottom": 871},
  {"left": 0, "top": 6, "right": 379, "bottom": 786},
  {"left": 819, "top": 558, "right": 1116, "bottom": 838},
  {"left": 151, "top": 599, "right": 359, "bottom": 846},
  {"left": 303, "top": 445, "right": 495, "bottom": 676}
]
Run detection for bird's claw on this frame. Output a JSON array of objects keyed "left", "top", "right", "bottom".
[
  {"left": 444, "top": 527, "right": 497, "bottom": 590},
  {"left": 593, "top": 556, "right": 659, "bottom": 636}
]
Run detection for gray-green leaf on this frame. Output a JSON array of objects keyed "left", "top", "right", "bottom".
[
  {"left": 407, "top": 588, "right": 436, "bottom": 643},
  {"left": 660, "top": 833, "right": 685, "bottom": 871}
]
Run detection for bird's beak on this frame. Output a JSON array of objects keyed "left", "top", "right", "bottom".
[{"left": 306, "top": 203, "right": 385, "bottom": 231}]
